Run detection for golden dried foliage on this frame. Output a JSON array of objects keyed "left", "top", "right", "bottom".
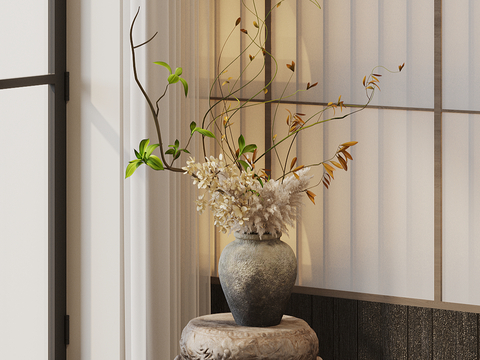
[{"left": 321, "top": 141, "right": 359, "bottom": 189}]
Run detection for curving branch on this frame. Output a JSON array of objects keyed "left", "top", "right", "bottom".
[{"left": 130, "top": 7, "right": 183, "bottom": 173}]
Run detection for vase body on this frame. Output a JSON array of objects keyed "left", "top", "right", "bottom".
[{"left": 218, "top": 231, "right": 297, "bottom": 327}]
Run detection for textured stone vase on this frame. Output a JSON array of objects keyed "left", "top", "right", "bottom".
[{"left": 218, "top": 231, "right": 297, "bottom": 327}]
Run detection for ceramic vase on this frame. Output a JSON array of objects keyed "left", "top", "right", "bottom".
[{"left": 218, "top": 231, "right": 297, "bottom": 327}]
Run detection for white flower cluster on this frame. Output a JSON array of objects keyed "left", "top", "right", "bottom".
[
  {"left": 183, "top": 156, "right": 313, "bottom": 238},
  {"left": 240, "top": 167, "right": 313, "bottom": 237}
]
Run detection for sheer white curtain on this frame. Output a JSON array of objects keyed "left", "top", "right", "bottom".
[
  {"left": 212, "top": 0, "right": 435, "bottom": 301},
  {"left": 123, "top": 1, "right": 212, "bottom": 359}
]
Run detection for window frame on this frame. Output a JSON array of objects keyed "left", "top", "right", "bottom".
[{"left": 0, "top": 0, "right": 67, "bottom": 358}]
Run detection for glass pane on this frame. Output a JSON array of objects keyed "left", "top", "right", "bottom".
[
  {"left": 443, "top": 0, "right": 480, "bottom": 111},
  {"left": 0, "top": 1, "right": 49, "bottom": 78},
  {"left": 443, "top": 113, "right": 480, "bottom": 305},
  {"left": 295, "top": 107, "right": 434, "bottom": 300},
  {"left": 0, "top": 85, "right": 49, "bottom": 359},
  {"left": 271, "top": 0, "right": 434, "bottom": 109}
]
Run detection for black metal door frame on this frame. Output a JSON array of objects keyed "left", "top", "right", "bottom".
[{"left": 0, "top": 0, "right": 67, "bottom": 359}]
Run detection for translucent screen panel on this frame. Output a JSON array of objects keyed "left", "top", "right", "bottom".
[
  {"left": 443, "top": 113, "right": 480, "bottom": 305},
  {"left": 0, "top": 86, "right": 49, "bottom": 359},
  {"left": 296, "top": 107, "right": 434, "bottom": 300},
  {"left": 443, "top": 0, "right": 480, "bottom": 111},
  {"left": 271, "top": 0, "right": 434, "bottom": 109},
  {"left": 0, "top": 1, "right": 49, "bottom": 78}
]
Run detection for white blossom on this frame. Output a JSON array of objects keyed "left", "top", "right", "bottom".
[{"left": 183, "top": 156, "right": 313, "bottom": 238}]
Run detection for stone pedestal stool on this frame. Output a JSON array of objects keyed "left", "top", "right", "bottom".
[{"left": 175, "top": 313, "right": 322, "bottom": 360}]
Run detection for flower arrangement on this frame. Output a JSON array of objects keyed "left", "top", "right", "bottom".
[{"left": 126, "top": 1, "right": 403, "bottom": 238}]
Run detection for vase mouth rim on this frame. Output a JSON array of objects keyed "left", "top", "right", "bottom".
[{"left": 234, "top": 231, "right": 282, "bottom": 240}]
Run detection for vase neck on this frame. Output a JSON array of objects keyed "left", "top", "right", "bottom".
[{"left": 234, "top": 232, "right": 282, "bottom": 241}]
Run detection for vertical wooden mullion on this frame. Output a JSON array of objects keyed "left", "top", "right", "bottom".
[
  {"left": 434, "top": 0, "right": 443, "bottom": 303},
  {"left": 264, "top": 0, "right": 272, "bottom": 175}
]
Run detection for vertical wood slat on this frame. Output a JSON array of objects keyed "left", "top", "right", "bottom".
[
  {"left": 210, "top": 283, "right": 230, "bottom": 314},
  {"left": 285, "top": 293, "right": 312, "bottom": 324},
  {"left": 433, "top": 309, "right": 478, "bottom": 359},
  {"left": 312, "top": 296, "right": 334, "bottom": 360},
  {"left": 358, "top": 301, "right": 407, "bottom": 360},
  {"left": 334, "top": 298, "right": 357, "bottom": 359},
  {"left": 407, "top": 306, "right": 433, "bottom": 359}
]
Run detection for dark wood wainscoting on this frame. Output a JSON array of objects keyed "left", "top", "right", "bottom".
[{"left": 211, "top": 283, "right": 480, "bottom": 360}]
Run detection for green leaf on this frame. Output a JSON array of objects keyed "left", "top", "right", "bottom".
[
  {"left": 238, "top": 135, "right": 246, "bottom": 152},
  {"left": 154, "top": 61, "right": 172, "bottom": 74},
  {"left": 125, "top": 160, "right": 143, "bottom": 178},
  {"left": 174, "top": 139, "right": 179, "bottom": 148},
  {"left": 139, "top": 139, "right": 150, "bottom": 156},
  {"left": 134, "top": 149, "right": 141, "bottom": 160},
  {"left": 256, "top": 177, "right": 264, "bottom": 187},
  {"left": 174, "top": 67, "right": 183, "bottom": 76},
  {"left": 194, "top": 128, "right": 216, "bottom": 138},
  {"left": 146, "top": 155, "right": 164, "bottom": 170},
  {"left": 179, "top": 77, "right": 189, "bottom": 97},
  {"left": 174, "top": 152, "right": 181, "bottom": 160},
  {"left": 165, "top": 148, "right": 176, "bottom": 155},
  {"left": 180, "top": 148, "right": 190, "bottom": 154},
  {"left": 190, "top": 121, "right": 196, "bottom": 135},
  {"left": 238, "top": 160, "right": 251, "bottom": 171},
  {"left": 242, "top": 144, "right": 257, "bottom": 154},
  {"left": 145, "top": 144, "right": 159, "bottom": 158},
  {"left": 168, "top": 74, "right": 180, "bottom": 84}
]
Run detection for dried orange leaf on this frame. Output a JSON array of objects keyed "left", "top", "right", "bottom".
[
  {"left": 366, "top": 86, "right": 374, "bottom": 90},
  {"left": 323, "top": 163, "right": 334, "bottom": 178},
  {"left": 286, "top": 61, "right": 295, "bottom": 72},
  {"left": 327, "top": 102, "right": 333, "bottom": 106},
  {"left": 273, "top": 134, "right": 277, "bottom": 141},
  {"left": 293, "top": 165, "right": 305, "bottom": 172},
  {"left": 362, "top": 75, "right": 366, "bottom": 86},
  {"left": 307, "top": 82, "right": 318, "bottom": 90},
  {"left": 323, "top": 163, "right": 335, "bottom": 172},
  {"left": 290, "top": 157, "right": 297, "bottom": 170},
  {"left": 340, "top": 141, "right": 358, "bottom": 147},
  {"left": 293, "top": 172, "right": 300, "bottom": 180},
  {"left": 253, "top": 21, "right": 259, "bottom": 28},
  {"left": 264, "top": 88, "right": 268, "bottom": 94},
  {"left": 372, "top": 75, "right": 380, "bottom": 82},
  {"left": 337, "top": 155, "right": 347, "bottom": 170},
  {"left": 331, "top": 160, "right": 343, "bottom": 169},
  {"left": 306, "top": 190, "right": 316, "bottom": 204},
  {"left": 249, "top": 54, "right": 254, "bottom": 61},
  {"left": 342, "top": 149, "right": 353, "bottom": 160},
  {"left": 373, "top": 73, "right": 382, "bottom": 77},
  {"left": 240, "top": 29, "right": 248, "bottom": 34},
  {"left": 277, "top": 2, "right": 281, "bottom": 7},
  {"left": 399, "top": 63, "right": 405, "bottom": 71},
  {"left": 235, "top": 17, "right": 241, "bottom": 26},
  {"left": 323, "top": 180, "right": 329, "bottom": 189}
]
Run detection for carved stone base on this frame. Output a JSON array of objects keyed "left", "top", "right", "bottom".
[{"left": 175, "top": 313, "right": 321, "bottom": 360}]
